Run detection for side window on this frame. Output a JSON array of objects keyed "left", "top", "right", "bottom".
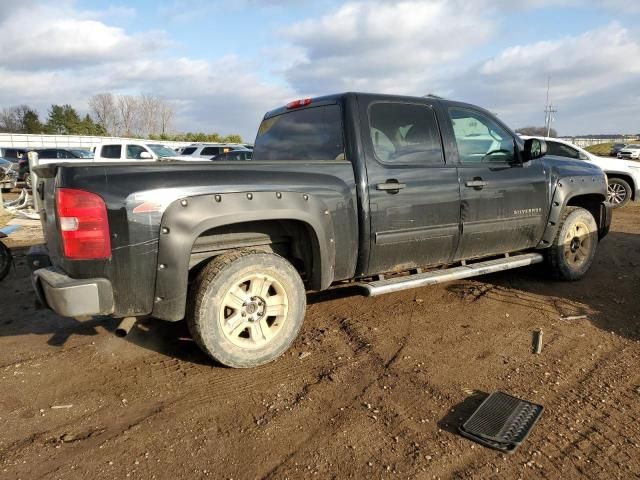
[
  {"left": 127, "top": 145, "right": 147, "bottom": 159},
  {"left": 368, "top": 103, "right": 444, "bottom": 165},
  {"left": 448, "top": 108, "right": 515, "bottom": 164},
  {"left": 547, "top": 142, "right": 580, "bottom": 159},
  {"left": 101, "top": 145, "right": 121, "bottom": 159},
  {"left": 201, "top": 147, "right": 219, "bottom": 156},
  {"left": 181, "top": 147, "right": 197, "bottom": 155}
]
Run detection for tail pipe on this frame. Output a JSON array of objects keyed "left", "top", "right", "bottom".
[{"left": 115, "top": 316, "right": 137, "bottom": 337}]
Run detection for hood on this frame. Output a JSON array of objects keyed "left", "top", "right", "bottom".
[{"left": 542, "top": 154, "right": 604, "bottom": 179}]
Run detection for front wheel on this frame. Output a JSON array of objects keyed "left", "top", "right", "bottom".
[
  {"left": 607, "top": 178, "right": 631, "bottom": 208},
  {"left": 545, "top": 206, "right": 598, "bottom": 281},
  {"left": 188, "top": 250, "right": 306, "bottom": 368}
]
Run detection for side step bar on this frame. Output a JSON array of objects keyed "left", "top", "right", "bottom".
[{"left": 361, "top": 253, "right": 544, "bottom": 297}]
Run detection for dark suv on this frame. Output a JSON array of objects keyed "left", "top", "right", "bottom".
[{"left": 609, "top": 143, "right": 626, "bottom": 157}]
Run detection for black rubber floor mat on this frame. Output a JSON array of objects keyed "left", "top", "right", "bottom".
[{"left": 458, "top": 391, "right": 543, "bottom": 454}]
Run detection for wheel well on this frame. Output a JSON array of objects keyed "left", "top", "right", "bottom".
[
  {"left": 566, "top": 194, "right": 604, "bottom": 225},
  {"left": 188, "top": 220, "right": 320, "bottom": 288},
  {"left": 607, "top": 173, "right": 635, "bottom": 200}
]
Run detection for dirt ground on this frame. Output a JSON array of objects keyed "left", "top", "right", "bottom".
[{"left": 1, "top": 202, "right": 639, "bottom": 480}]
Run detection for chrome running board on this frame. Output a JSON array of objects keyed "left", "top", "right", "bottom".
[{"left": 361, "top": 253, "right": 544, "bottom": 297}]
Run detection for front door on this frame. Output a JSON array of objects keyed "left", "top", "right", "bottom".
[
  {"left": 444, "top": 106, "right": 548, "bottom": 260},
  {"left": 361, "top": 97, "right": 461, "bottom": 275}
]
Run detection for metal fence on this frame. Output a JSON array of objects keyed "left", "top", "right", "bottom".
[
  {"left": 0, "top": 133, "right": 194, "bottom": 149},
  {"left": 559, "top": 137, "right": 639, "bottom": 148}
]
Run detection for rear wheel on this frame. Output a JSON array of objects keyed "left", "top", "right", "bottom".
[
  {"left": 607, "top": 178, "right": 631, "bottom": 208},
  {"left": 188, "top": 250, "right": 306, "bottom": 368},
  {"left": 545, "top": 207, "right": 598, "bottom": 281}
]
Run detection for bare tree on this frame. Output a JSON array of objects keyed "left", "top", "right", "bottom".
[
  {"left": 117, "top": 95, "right": 138, "bottom": 137},
  {"left": 137, "top": 93, "right": 161, "bottom": 138},
  {"left": 0, "top": 105, "right": 33, "bottom": 132},
  {"left": 158, "top": 98, "right": 175, "bottom": 136},
  {"left": 89, "top": 93, "right": 118, "bottom": 135}
]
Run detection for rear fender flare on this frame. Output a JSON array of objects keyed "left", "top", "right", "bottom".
[{"left": 152, "top": 191, "right": 335, "bottom": 321}]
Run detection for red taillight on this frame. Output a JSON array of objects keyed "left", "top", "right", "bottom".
[
  {"left": 286, "top": 98, "right": 312, "bottom": 109},
  {"left": 56, "top": 188, "right": 111, "bottom": 260}
]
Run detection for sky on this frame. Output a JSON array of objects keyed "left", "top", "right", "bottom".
[{"left": 0, "top": 0, "right": 639, "bottom": 140}]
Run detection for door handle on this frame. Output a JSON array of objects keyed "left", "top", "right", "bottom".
[
  {"left": 465, "top": 179, "right": 487, "bottom": 189},
  {"left": 376, "top": 181, "right": 406, "bottom": 192}
]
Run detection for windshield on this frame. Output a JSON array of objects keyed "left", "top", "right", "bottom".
[
  {"left": 147, "top": 144, "right": 178, "bottom": 157},
  {"left": 70, "top": 149, "right": 94, "bottom": 158},
  {"left": 624, "top": 144, "right": 640, "bottom": 149}
]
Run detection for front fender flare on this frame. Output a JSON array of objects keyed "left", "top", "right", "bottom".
[
  {"left": 152, "top": 191, "right": 336, "bottom": 321},
  {"left": 537, "top": 174, "right": 607, "bottom": 248}
]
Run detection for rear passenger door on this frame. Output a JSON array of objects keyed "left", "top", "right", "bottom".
[{"left": 361, "top": 97, "right": 461, "bottom": 275}]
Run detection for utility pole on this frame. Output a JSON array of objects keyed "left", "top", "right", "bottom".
[{"left": 544, "top": 76, "right": 557, "bottom": 137}]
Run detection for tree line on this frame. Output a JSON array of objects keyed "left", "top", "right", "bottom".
[{"left": 0, "top": 93, "right": 243, "bottom": 143}]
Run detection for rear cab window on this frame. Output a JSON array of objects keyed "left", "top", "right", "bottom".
[{"left": 253, "top": 104, "right": 345, "bottom": 161}]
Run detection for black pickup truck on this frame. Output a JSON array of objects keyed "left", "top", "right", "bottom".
[{"left": 29, "top": 93, "right": 611, "bottom": 367}]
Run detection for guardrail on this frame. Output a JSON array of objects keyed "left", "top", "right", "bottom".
[{"left": 559, "top": 137, "right": 639, "bottom": 148}]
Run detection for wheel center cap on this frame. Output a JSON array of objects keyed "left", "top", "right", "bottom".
[
  {"left": 570, "top": 237, "right": 580, "bottom": 253},
  {"left": 246, "top": 302, "right": 258, "bottom": 314}
]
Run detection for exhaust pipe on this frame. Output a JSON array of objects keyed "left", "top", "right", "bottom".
[{"left": 115, "top": 317, "right": 137, "bottom": 337}]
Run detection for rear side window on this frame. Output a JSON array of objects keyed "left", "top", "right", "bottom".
[
  {"left": 201, "top": 147, "right": 222, "bottom": 156},
  {"left": 368, "top": 103, "right": 444, "bottom": 165},
  {"left": 181, "top": 147, "right": 197, "bottom": 155},
  {"left": 253, "top": 105, "right": 344, "bottom": 161},
  {"left": 101, "top": 145, "right": 121, "bottom": 159}
]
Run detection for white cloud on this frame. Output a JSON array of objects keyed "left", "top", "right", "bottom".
[
  {"left": 281, "top": 0, "right": 496, "bottom": 94},
  {"left": 445, "top": 23, "right": 640, "bottom": 134},
  {"left": 0, "top": 1, "right": 293, "bottom": 139},
  {"left": 0, "top": 3, "right": 164, "bottom": 69}
]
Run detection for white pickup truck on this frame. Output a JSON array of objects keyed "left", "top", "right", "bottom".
[{"left": 92, "top": 142, "right": 193, "bottom": 161}]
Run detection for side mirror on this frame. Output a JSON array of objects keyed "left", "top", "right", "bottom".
[
  {"left": 523, "top": 138, "right": 547, "bottom": 161},
  {"left": 139, "top": 151, "right": 153, "bottom": 159}
]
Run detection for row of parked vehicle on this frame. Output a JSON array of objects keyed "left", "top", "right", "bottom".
[
  {"left": 609, "top": 142, "right": 640, "bottom": 159},
  {"left": 0, "top": 142, "right": 254, "bottom": 191}
]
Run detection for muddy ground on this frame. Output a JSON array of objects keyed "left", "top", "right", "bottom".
[{"left": 1, "top": 202, "right": 639, "bottom": 480}]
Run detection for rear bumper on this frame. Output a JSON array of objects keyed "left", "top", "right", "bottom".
[{"left": 28, "top": 246, "right": 114, "bottom": 318}]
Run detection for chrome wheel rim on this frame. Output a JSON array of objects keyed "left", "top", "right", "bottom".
[
  {"left": 563, "top": 220, "right": 592, "bottom": 268},
  {"left": 219, "top": 273, "right": 288, "bottom": 349},
  {"left": 607, "top": 182, "right": 627, "bottom": 205}
]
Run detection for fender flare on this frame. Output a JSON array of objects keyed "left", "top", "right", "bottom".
[
  {"left": 537, "top": 174, "right": 607, "bottom": 248},
  {"left": 152, "top": 191, "right": 336, "bottom": 321}
]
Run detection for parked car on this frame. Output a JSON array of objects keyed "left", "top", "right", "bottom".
[
  {"left": 212, "top": 147, "right": 253, "bottom": 161},
  {"left": 28, "top": 92, "right": 610, "bottom": 368},
  {"left": 19, "top": 148, "right": 91, "bottom": 181},
  {"left": 92, "top": 142, "right": 191, "bottom": 161},
  {"left": 521, "top": 136, "right": 640, "bottom": 208},
  {"left": 179, "top": 143, "right": 244, "bottom": 158},
  {"left": 617, "top": 143, "right": 640, "bottom": 160},
  {"left": 609, "top": 143, "right": 627, "bottom": 157},
  {"left": 0, "top": 157, "right": 19, "bottom": 191}
]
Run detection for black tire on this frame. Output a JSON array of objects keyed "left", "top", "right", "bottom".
[
  {"left": 0, "top": 242, "right": 12, "bottom": 282},
  {"left": 607, "top": 177, "right": 631, "bottom": 208},
  {"left": 545, "top": 206, "right": 598, "bottom": 281},
  {"left": 188, "top": 250, "right": 306, "bottom": 368}
]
